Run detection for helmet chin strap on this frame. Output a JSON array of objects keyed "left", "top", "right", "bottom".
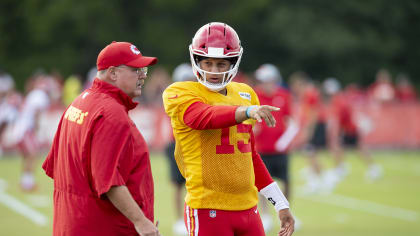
[
  {"left": 194, "top": 63, "right": 237, "bottom": 92},
  {"left": 200, "top": 72, "right": 229, "bottom": 92}
]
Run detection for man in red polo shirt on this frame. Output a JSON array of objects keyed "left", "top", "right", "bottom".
[{"left": 42, "top": 41, "right": 160, "bottom": 236}]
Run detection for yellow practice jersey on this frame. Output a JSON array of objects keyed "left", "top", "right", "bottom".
[{"left": 163, "top": 81, "right": 260, "bottom": 210}]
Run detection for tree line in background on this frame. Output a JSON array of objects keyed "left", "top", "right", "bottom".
[{"left": 1, "top": 0, "right": 419, "bottom": 90}]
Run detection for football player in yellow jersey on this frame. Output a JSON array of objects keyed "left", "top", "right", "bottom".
[{"left": 163, "top": 22, "right": 294, "bottom": 236}]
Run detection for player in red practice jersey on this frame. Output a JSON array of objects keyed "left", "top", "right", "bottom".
[
  {"left": 163, "top": 22, "right": 294, "bottom": 236},
  {"left": 324, "top": 78, "right": 383, "bottom": 182},
  {"left": 289, "top": 72, "right": 342, "bottom": 193},
  {"left": 299, "top": 80, "right": 333, "bottom": 193},
  {"left": 254, "top": 64, "right": 301, "bottom": 232}
]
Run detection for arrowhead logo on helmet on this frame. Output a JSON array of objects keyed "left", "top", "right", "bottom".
[{"left": 189, "top": 22, "right": 243, "bottom": 92}]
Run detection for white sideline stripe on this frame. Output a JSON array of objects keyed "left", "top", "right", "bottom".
[
  {"left": 297, "top": 191, "right": 419, "bottom": 222},
  {"left": 0, "top": 178, "right": 48, "bottom": 226},
  {"left": 0, "top": 192, "right": 48, "bottom": 226}
]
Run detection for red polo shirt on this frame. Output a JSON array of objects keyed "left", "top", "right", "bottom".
[{"left": 42, "top": 79, "right": 154, "bottom": 236}]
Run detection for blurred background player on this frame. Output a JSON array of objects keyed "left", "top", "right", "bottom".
[
  {"left": 0, "top": 72, "right": 21, "bottom": 157},
  {"left": 290, "top": 74, "right": 331, "bottom": 193},
  {"left": 163, "top": 22, "right": 294, "bottom": 236},
  {"left": 166, "top": 63, "right": 195, "bottom": 235},
  {"left": 323, "top": 78, "right": 383, "bottom": 182},
  {"left": 368, "top": 69, "right": 396, "bottom": 104},
  {"left": 142, "top": 66, "right": 171, "bottom": 107},
  {"left": 8, "top": 73, "right": 60, "bottom": 191},
  {"left": 62, "top": 74, "right": 82, "bottom": 106},
  {"left": 395, "top": 73, "right": 417, "bottom": 103},
  {"left": 253, "top": 64, "right": 301, "bottom": 232},
  {"left": 83, "top": 66, "right": 98, "bottom": 90}
]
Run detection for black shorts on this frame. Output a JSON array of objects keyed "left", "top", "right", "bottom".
[
  {"left": 307, "top": 121, "right": 327, "bottom": 150},
  {"left": 165, "top": 142, "right": 185, "bottom": 185},
  {"left": 260, "top": 153, "right": 289, "bottom": 183},
  {"left": 341, "top": 132, "right": 359, "bottom": 147}
]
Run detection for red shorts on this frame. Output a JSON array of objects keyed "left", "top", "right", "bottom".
[
  {"left": 184, "top": 204, "right": 265, "bottom": 236},
  {"left": 17, "top": 130, "right": 39, "bottom": 156}
]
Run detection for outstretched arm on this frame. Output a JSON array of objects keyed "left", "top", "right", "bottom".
[
  {"left": 183, "top": 102, "right": 280, "bottom": 129},
  {"left": 236, "top": 105, "right": 279, "bottom": 127}
]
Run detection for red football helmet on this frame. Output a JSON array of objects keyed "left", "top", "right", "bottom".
[{"left": 189, "top": 22, "right": 243, "bottom": 91}]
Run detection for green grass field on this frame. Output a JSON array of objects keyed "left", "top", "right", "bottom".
[{"left": 0, "top": 150, "right": 419, "bottom": 235}]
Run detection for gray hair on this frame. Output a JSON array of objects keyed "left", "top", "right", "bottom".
[{"left": 96, "top": 70, "right": 107, "bottom": 79}]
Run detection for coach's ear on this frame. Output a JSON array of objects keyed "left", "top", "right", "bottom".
[{"left": 108, "top": 66, "right": 118, "bottom": 82}]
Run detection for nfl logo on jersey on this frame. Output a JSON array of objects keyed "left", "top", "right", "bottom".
[{"left": 209, "top": 210, "right": 217, "bottom": 218}]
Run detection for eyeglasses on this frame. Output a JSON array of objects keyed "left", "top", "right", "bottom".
[
  {"left": 133, "top": 67, "right": 148, "bottom": 76},
  {"left": 117, "top": 65, "right": 148, "bottom": 76}
]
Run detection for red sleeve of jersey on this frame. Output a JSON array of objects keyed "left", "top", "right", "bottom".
[
  {"left": 90, "top": 117, "right": 129, "bottom": 197},
  {"left": 183, "top": 102, "right": 238, "bottom": 130},
  {"left": 251, "top": 130, "right": 274, "bottom": 190}
]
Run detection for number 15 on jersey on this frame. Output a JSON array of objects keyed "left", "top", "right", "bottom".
[{"left": 216, "top": 124, "right": 252, "bottom": 154}]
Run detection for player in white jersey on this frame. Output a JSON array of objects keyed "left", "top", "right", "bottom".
[
  {"left": 10, "top": 74, "right": 57, "bottom": 191},
  {"left": 0, "top": 72, "right": 20, "bottom": 156}
]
